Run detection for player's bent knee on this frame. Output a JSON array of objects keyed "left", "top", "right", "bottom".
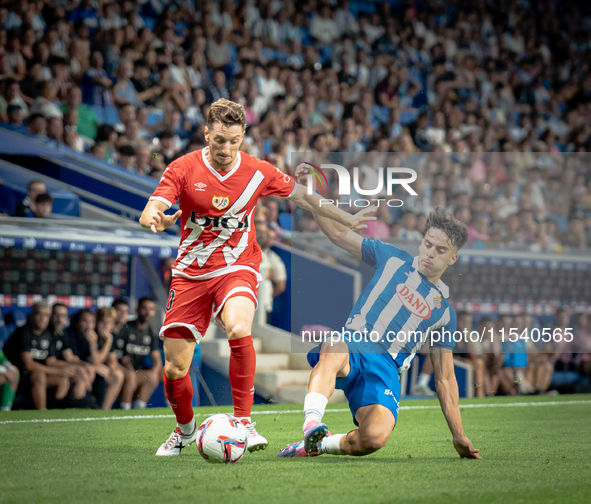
[
  {"left": 164, "top": 361, "right": 189, "bottom": 379},
  {"left": 226, "top": 321, "right": 251, "bottom": 340},
  {"left": 359, "top": 431, "right": 389, "bottom": 454}
]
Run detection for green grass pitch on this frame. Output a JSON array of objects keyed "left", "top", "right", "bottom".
[{"left": 1, "top": 395, "right": 590, "bottom": 504}]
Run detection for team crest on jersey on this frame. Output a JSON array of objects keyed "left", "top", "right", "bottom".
[
  {"left": 212, "top": 196, "right": 230, "bottom": 210},
  {"left": 433, "top": 295, "right": 442, "bottom": 309}
]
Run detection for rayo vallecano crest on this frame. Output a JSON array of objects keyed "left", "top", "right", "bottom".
[{"left": 212, "top": 196, "right": 230, "bottom": 210}]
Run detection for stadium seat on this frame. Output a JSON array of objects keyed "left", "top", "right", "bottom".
[
  {"left": 104, "top": 107, "right": 120, "bottom": 125},
  {"left": 279, "top": 213, "right": 292, "bottom": 230}
]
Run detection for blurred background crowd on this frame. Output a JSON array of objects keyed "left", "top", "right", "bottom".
[{"left": 0, "top": 0, "right": 590, "bottom": 248}]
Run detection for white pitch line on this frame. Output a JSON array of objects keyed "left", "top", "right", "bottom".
[{"left": 1, "top": 400, "right": 590, "bottom": 425}]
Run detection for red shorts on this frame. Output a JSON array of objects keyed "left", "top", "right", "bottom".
[{"left": 160, "top": 271, "right": 259, "bottom": 340}]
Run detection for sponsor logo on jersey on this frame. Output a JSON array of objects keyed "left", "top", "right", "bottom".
[
  {"left": 194, "top": 182, "right": 207, "bottom": 191},
  {"left": 126, "top": 343, "right": 151, "bottom": 356},
  {"left": 396, "top": 284, "right": 432, "bottom": 319},
  {"left": 190, "top": 210, "right": 250, "bottom": 230},
  {"left": 433, "top": 295, "right": 442, "bottom": 309},
  {"left": 212, "top": 196, "right": 230, "bottom": 210}
]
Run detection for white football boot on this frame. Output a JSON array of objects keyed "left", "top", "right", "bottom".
[
  {"left": 411, "top": 383, "right": 437, "bottom": 398},
  {"left": 241, "top": 420, "right": 268, "bottom": 452},
  {"left": 155, "top": 427, "right": 198, "bottom": 456}
]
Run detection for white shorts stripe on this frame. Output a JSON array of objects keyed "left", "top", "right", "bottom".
[{"left": 159, "top": 322, "right": 203, "bottom": 341}]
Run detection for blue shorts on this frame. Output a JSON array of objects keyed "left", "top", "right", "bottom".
[{"left": 307, "top": 341, "right": 400, "bottom": 426}]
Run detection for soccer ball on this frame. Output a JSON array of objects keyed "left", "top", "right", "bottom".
[{"left": 197, "top": 414, "right": 248, "bottom": 464}]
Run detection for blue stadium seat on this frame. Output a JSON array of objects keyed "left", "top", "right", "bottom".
[
  {"left": 104, "top": 107, "right": 120, "bottom": 125},
  {"left": 92, "top": 106, "right": 107, "bottom": 124},
  {"left": 147, "top": 110, "right": 164, "bottom": 126},
  {"left": 279, "top": 213, "right": 292, "bottom": 230},
  {"left": 0, "top": 324, "right": 7, "bottom": 348}
]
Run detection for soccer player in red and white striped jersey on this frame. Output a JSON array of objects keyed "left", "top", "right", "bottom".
[{"left": 140, "top": 99, "right": 375, "bottom": 456}]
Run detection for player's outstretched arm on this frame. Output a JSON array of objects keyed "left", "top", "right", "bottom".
[
  {"left": 289, "top": 184, "right": 375, "bottom": 232},
  {"left": 139, "top": 200, "right": 182, "bottom": 233},
  {"left": 289, "top": 164, "right": 376, "bottom": 231},
  {"left": 313, "top": 211, "right": 375, "bottom": 260},
  {"left": 431, "top": 348, "right": 483, "bottom": 460}
]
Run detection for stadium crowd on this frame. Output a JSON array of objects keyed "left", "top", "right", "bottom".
[{"left": 0, "top": 0, "right": 589, "bottom": 249}]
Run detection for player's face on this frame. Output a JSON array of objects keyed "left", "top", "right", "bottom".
[
  {"left": 204, "top": 122, "right": 245, "bottom": 170},
  {"left": 417, "top": 228, "right": 458, "bottom": 281}
]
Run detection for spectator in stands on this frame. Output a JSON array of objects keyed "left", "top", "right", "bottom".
[
  {"left": 112, "top": 298, "right": 130, "bottom": 336},
  {"left": 12, "top": 179, "right": 46, "bottom": 217},
  {"left": 3, "top": 303, "right": 81, "bottom": 410},
  {"left": 156, "top": 129, "right": 178, "bottom": 166},
  {"left": 96, "top": 124, "right": 118, "bottom": 163},
  {"left": 46, "top": 117, "right": 63, "bottom": 144},
  {"left": 66, "top": 309, "right": 124, "bottom": 410},
  {"left": 47, "top": 303, "right": 94, "bottom": 397},
  {"left": 29, "top": 80, "right": 63, "bottom": 119},
  {"left": 31, "top": 193, "right": 53, "bottom": 219},
  {"left": 131, "top": 59, "right": 162, "bottom": 108},
  {"left": 255, "top": 206, "right": 287, "bottom": 319},
  {"left": 26, "top": 113, "right": 46, "bottom": 137},
  {"left": 397, "top": 211, "right": 422, "bottom": 241},
  {"left": 453, "top": 311, "right": 486, "bottom": 398},
  {"left": 82, "top": 51, "right": 114, "bottom": 107},
  {"left": 556, "top": 312, "right": 591, "bottom": 380},
  {"left": 61, "top": 86, "right": 99, "bottom": 140},
  {"left": 118, "top": 144, "right": 136, "bottom": 171},
  {"left": 93, "top": 307, "right": 124, "bottom": 410},
  {"left": 89, "top": 142, "right": 106, "bottom": 161},
  {"left": 5, "top": 103, "right": 24, "bottom": 127},
  {"left": 478, "top": 317, "right": 503, "bottom": 397},
  {"left": 112, "top": 59, "right": 143, "bottom": 108},
  {"left": 0, "top": 348, "right": 19, "bottom": 411},
  {"left": 112, "top": 297, "right": 161, "bottom": 410},
  {"left": 0, "top": 78, "right": 28, "bottom": 119}
]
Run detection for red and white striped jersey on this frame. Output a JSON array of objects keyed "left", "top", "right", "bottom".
[{"left": 150, "top": 147, "right": 295, "bottom": 281}]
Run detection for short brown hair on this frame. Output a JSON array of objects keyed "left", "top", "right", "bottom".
[
  {"left": 208, "top": 98, "right": 246, "bottom": 129},
  {"left": 424, "top": 207, "right": 469, "bottom": 250},
  {"left": 96, "top": 307, "right": 116, "bottom": 323}
]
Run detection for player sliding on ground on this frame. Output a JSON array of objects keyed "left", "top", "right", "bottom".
[
  {"left": 139, "top": 99, "right": 374, "bottom": 456},
  {"left": 278, "top": 167, "right": 481, "bottom": 460}
]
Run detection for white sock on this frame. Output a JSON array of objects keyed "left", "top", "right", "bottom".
[
  {"left": 120, "top": 402, "right": 131, "bottom": 410},
  {"left": 418, "top": 373, "right": 431, "bottom": 387},
  {"left": 320, "top": 434, "right": 345, "bottom": 455},
  {"left": 0, "top": 406, "right": 10, "bottom": 412},
  {"left": 303, "top": 392, "right": 328, "bottom": 430},
  {"left": 132, "top": 400, "right": 147, "bottom": 409},
  {"left": 178, "top": 417, "right": 196, "bottom": 435},
  {"left": 236, "top": 416, "right": 251, "bottom": 424}
]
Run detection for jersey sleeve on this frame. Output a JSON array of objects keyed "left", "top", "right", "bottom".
[
  {"left": 361, "top": 238, "right": 413, "bottom": 268},
  {"left": 431, "top": 308, "right": 457, "bottom": 350},
  {"left": 260, "top": 162, "right": 296, "bottom": 198},
  {"left": 149, "top": 159, "right": 185, "bottom": 208}
]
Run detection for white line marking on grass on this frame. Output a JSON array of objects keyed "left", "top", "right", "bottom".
[{"left": 1, "top": 400, "right": 590, "bottom": 425}]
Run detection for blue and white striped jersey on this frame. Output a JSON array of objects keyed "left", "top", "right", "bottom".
[{"left": 344, "top": 238, "right": 457, "bottom": 372}]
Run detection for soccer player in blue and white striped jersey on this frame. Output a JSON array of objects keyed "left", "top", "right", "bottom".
[{"left": 279, "top": 201, "right": 482, "bottom": 460}]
